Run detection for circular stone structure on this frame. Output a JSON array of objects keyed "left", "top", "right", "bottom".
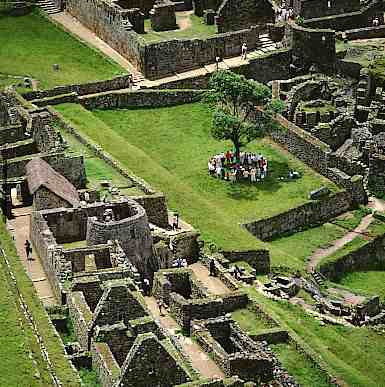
[{"left": 86, "top": 200, "right": 153, "bottom": 274}]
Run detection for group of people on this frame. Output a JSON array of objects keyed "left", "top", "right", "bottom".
[
  {"left": 208, "top": 150, "right": 268, "bottom": 183},
  {"left": 276, "top": 6, "right": 294, "bottom": 22}
]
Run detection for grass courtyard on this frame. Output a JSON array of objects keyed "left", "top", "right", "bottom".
[
  {"left": 142, "top": 12, "right": 217, "bottom": 43},
  {"left": 0, "top": 10, "right": 125, "bottom": 89},
  {"left": 55, "top": 102, "right": 338, "bottom": 261}
]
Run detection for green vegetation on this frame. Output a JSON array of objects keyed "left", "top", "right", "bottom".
[
  {"left": 330, "top": 207, "right": 368, "bottom": 230},
  {"left": 0, "top": 220, "right": 80, "bottom": 386},
  {"left": 143, "top": 13, "right": 217, "bottom": 42},
  {"left": 337, "top": 271, "right": 385, "bottom": 301},
  {"left": 78, "top": 368, "right": 101, "bottom": 387},
  {"left": 246, "top": 287, "right": 385, "bottom": 387},
  {"left": 0, "top": 10, "right": 124, "bottom": 89},
  {"left": 205, "top": 70, "right": 282, "bottom": 159},
  {"left": 231, "top": 307, "right": 275, "bottom": 334},
  {"left": 271, "top": 343, "right": 332, "bottom": 387},
  {"left": 268, "top": 222, "right": 345, "bottom": 271},
  {"left": 55, "top": 102, "right": 336, "bottom": 255},
  {"left": 53, "top": 119, "right": 144, "bottom": 195},
  {"left": 62, "top": 240, "right": 87, "bottom": 250}
]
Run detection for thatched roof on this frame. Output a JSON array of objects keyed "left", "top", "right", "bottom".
[{"left": 26, "top": 158, "right": 80, "bottom": 207}]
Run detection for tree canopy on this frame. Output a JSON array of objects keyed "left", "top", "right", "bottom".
[{"left": 204, "top": 70, "right": 284, "bottom": 159}]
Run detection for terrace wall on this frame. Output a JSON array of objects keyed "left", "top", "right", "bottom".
[
  {"left": 319, "top": 230, "right": 385, "bottom": 281},
  {"left": 243, "top": 191, "right": 353, "bottom": 241},
  {"left": 79, "top": 89, "right": 204, "bottom": 109}
]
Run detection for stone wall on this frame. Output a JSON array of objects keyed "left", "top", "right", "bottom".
[
  {"left": 68, "top": 291, "right": 93, "bottom": 349},
  {"left": 22, "top": 75, "right": 135, "bottom": 101},
  {"left": 79, "top": 89, "right": 204, "bottom": 110},
  {"left": 132, "top": 193, "right": 169, "bottom": 228},
  {"left": 302, "top": 0, "right": 384, "bottom": 30},
  {"left": 345, "top": 25, "right": 385, "bottom": 40},
  {"left": 319, "top": 230, "right": 385, "bottom": 281},
  {"left": 243, "top": 191, "right": 353, "bottom": 241},
  {"left": 222, "top": 250, "right": 270, "bottom": 274},
  {"left": 92, "top": 342, "right": 120, "bottom": 387},
  {"left": 33, "top": 187, "right": 72, "bottom": 211},
  {"left": 294, "top": 0, "right": 360, "bottom": 20},
  {"left": 248, "top": 49, "right": 292, "bottom": 83},
  {"left": 216, "top": 0, "right": 273, "bottom": 33},
  {"left": 287, "top": 23, "right": 336, "bottom": 69},
  {"left": 368, "top": 153, "right": 385, "bottom": 196},
  {"left": 66, "top": 0, "right": 146, "bottom": 72}
]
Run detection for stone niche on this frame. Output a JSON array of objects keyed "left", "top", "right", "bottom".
[{"left": 150, "top": 1, "right": 177, "bottom": 31}]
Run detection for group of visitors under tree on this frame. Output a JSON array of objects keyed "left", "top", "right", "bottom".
[{"left": 208, "top": 150, "right": 268, "bottom": 183}]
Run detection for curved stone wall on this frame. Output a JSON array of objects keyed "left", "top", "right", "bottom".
[{"left": 86, "top": 200, "right": 153, "bottom": 274}]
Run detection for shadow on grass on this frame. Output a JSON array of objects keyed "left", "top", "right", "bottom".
[{"left": 225, "top": 159, "right": 292, "bottom": 200}]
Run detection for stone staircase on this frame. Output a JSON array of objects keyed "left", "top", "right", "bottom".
[
  {"left": 37, "top": 0, "right": 61, "bottom": 15},
  {"left": 248, "top": 34, "right": 277, "bottom": 60},
  {"left": 311, "top": 271, "right": 325, "bottom": 287}
]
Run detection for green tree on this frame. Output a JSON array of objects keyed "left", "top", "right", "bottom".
[{"left": 204, "top": 70, "right": 284, "bottom": 160}]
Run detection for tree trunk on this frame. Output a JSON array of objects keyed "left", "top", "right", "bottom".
[{"left": 234, "top": 140, "right": 241, "bottom": 163}]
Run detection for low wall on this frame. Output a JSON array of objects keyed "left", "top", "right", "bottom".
[
  {"left": 79, "top": 89, "right": 204, "bottom": 110},
  {"left": 221, "top": 250, "right": 270, "bottom": 274},
  {"left": 335, "top": 59, "right": 363, "bottom": 79},
  {"left": 243, "top": 191, "right": 353, "bottom": 241},
  {"left": 345, "top": 25, "right": 385, "bottom": 40},
  {"left": 23, "top": 75, "right": 133, "bottom": 101},
  {"left": 319, "top": 231, "right": 385, "bottom": 281},
  {"left": 250, "top": 328, "right": 289, "bottom": 344}
]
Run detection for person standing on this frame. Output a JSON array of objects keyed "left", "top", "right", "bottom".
[
  {"left": 241, "top": 43, "right": 248, "bottom": 60},
  {"left": 209, "top": 259, "right": 216, "bottom": 276},
  {"left": 25, "top": 240, "right": 33, "bottom": 261}
]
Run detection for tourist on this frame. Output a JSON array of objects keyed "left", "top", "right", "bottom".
[
  {"left": 25, "top": 239, "right": 33, "bottom": 261},
  {"left": 157, "top": 299, "right": 165, "bottom": 316},
  {"left": 241, "top": 43, "right": 248, "bottom": 60},
  {"left": 250, "top": 167, "right": 257, "bottom": 183},
  {"left": 208, "top": 159, "right": 216, "bottom": 175},
  {"left": 209, "top": 258, "right": 216, "bottom": 276},
  {"left": 172, "top": 212, "right": 179, "bottom": 230},
  {"left": 143, "top": 278, "right": 150, "bottom": 296},
  {"left": 372, "top": 17, "right": 379, "bottom": 27}
]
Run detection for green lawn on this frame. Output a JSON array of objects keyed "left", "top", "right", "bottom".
[
  {"left": 246, "top": 287, "right": 385, "bottom": 387},
  {"left": 55, "top": 102, "right": 337, "bottom": 256},
  {"left": 271, "top": 343, "right": 332, "bottom": 387},
  {"left": 0, "top": 10, "right": 124, "bottom": 89},
  {"left": 337, "top": 271, "right": 385, "bottom": 301},
  {"left": 231, "top": 307, "right": 276, "bottom": 335},
  {"left": 0, "top": 221, "right": 80, "bottom": 386},
  {"left": 142, "top": 13, "right": 217, "bottom": 42},
  {"left": 53, "top": 120, "right": 144, "bottom": 195}
]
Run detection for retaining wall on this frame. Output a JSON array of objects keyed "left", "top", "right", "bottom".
[{"left": 243, "top": 191, "right": 353, "bottom": 241}]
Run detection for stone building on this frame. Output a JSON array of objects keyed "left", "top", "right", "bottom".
[{"left": 26, "top": 158, "right": 80, "bottom": 210}]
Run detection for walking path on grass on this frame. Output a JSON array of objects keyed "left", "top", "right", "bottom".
[
  {"left": 51, "top": 12, "right": 139, "bottom": 76},
  {"left": 307, "top": 196, "right": 385, "bottom": 273},
  {"left": 143, "top": 295, "right": 224, "bottom": 379},
  {"left": 7, "top": 207, "right": 56, "bottom": 306}
]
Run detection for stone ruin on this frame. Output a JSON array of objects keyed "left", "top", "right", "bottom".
[{"left": 68, "top": 277, "right": 193, "bottom": 386}]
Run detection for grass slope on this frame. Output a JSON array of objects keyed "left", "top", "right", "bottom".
[
  {"left": 55, "top": 103, "right": 336, "bottom": 257},
  {"left": 337, "top": 271, "right": 385, "bottom": 301},
  {"left": 0, "top": 10, "right": 124, "bottom": 89},
  {"left": 247, "top": 288, "right": 385, "bottom": 387},
  {"left": 0, "top": 221, "right": 80, "bottom": 386}
]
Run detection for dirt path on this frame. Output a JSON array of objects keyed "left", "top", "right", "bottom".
[
  {"left": 50, "top": 12, "right": 139, "bottom": 75},
  {"left": 307, "top": 196, "right": 385, "bottom": 273},
  {"left": 177, "top": 11, "right": 193, "bottom": 31},
  {"left": 144, "top": 296, "right": 224, "bottom": 379},
  {"left": 307, "top": 214, "right": 374, "bottom": 273},
  {"left": 7, "top": 207, "right": 56, "bottom": 306},
  {"left": 189, "top": 262, "right": 230, "bottom": 295}
]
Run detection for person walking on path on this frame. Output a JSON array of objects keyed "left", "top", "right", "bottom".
[
  {"left": 241, "top": 43, "right": 248, "bottom": 60},
  {"left": 209, "top": 259, "right": 216, "bottom": 276},
  {"left": 25, "top": 240, "right": 34, "bottom": 261}
]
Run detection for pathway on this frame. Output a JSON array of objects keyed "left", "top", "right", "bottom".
[
  {"left": 306, "top": 214, "right": 374, "bottom": 273},
  {"left": 49, "top": 12, "right": 278, "bottom": 89},
  {"left": 143, "top": 296, "right": 224, "bottom": 379},
  {"left": 7, "top": 207, "right": 56, "bottom": 306},
  {"left": 307, "top": 196, "right": 385, "bottom": 273},
  {"left": 189, "top": 262, "right": 230, "bottom": 295},
  {"left": 50, "top": 12, "right": 140, "bottom": 76}
]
